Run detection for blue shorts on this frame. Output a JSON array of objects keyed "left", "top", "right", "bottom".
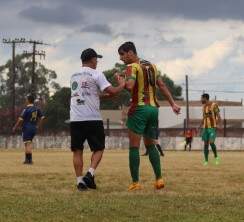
[{"left": 22, "top": 127, "right": 36, "bottom": 143}]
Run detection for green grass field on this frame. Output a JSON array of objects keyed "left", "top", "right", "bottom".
[{"left": 0, "top": 149, "right": 243, "bottom": 222}]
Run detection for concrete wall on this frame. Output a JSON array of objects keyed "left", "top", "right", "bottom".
[
  {"left": 159, "top": 106, "right": 244, "bottom": 128},
  {"left": 0, "top": 135, "right": 244, "bottom": 151}
]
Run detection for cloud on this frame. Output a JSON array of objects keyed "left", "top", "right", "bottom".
[
  {"left": 19, "top": 4, "right": 83, "bottom": 25},
  {"left": 77, "top": 0, "right": 244, "bottom": 21},
  {"left": 81, "top": 24, "right": 112, "bottom": 35},
  {"left": 157, "top": 38, "right": 234, "bottom": 80},
  {"left": 159, "top": 36, "right": 185, "bottom": 47}
]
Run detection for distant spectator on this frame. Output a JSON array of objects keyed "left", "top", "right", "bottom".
[{"left": 185, "top": 129, "right": 193, "bottom": 151}]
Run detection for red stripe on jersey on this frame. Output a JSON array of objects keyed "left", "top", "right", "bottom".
[
  {"left": 126, "top": 66, "right": 132, "bottom": 78},
  {"left": 142, "top": 66, "right": 150, "bottom": 104},
  {"left": 128, "top": 80, "right": 139, "bottom": 116}
]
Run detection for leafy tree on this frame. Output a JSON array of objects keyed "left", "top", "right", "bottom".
[
  {"left": 43, "top": 87, "right": 70, "bottom": 132},
  {"left": 0, "top": 53, "right": 60, "bottom": 108},
  {"left": 156, "top": 73, "right": 182, "bottom": 100}
]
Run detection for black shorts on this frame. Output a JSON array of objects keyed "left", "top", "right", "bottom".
[
  {"left": 186, "top": 138, "right": 192, "bottom": 143},
  {"left": 70, "top": 121, "right": 105, "bottom": 152}
]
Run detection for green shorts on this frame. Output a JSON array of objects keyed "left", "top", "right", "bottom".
[
  {"left": 126, "top": 105, "right": 158, "bottom": 139},
  {"left": 201, "top": 128, "right": 217, "bottom": 142}
]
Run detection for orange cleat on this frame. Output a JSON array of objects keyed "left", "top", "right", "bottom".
[
  {"left": 154, "top": 178, "right": 165, "bottom": 190},
  {"left": 128, "top": 182, "right": 142, "bottom": 191}
]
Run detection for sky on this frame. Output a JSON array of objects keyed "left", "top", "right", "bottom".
[{"left": 1, "top": 0, "right": 244, "bottom": 101}]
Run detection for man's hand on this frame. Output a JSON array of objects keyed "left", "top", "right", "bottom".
[
  {"left": 12, "top": 126, "right": 16, "bottom": 134},
  {"left": 114, "top": 73, "right": 125, "bottom": 88},
  {"left": 171, "top": 103, "right": 181, "bottom": 115},
  {"left": 217, "top": 123, "right": 224, "bottom": 132}
]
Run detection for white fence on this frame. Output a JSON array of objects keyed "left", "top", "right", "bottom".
[{"left": 0, "top": 136, "right": 244, "bottom": 151}]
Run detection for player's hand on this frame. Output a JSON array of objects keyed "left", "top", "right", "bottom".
[
  {"left": 38, "top": 125, "right": 43, "bottom": 135},
  {"left": 115, "top": 73, "right": 125, "bottom": 88},
  {"left": 217, "top": 125, "right": 224, "bottom": 132},
  {"left": 12, "top": 127, "right": 16, "bottom": 133},
  {"left": 197, "top": 126, "right": 202, "bottom": 135},
  {"left": 172, "top": 103, "right": 181, "bottom": 115}
]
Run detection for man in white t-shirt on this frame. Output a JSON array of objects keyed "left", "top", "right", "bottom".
[{"left": 70, "top": 48, "right": 125, "bottom": 191}]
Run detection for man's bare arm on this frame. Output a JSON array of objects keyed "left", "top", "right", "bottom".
[
  {"left": 103, "top": 74, "right": 125, "bottom": 96},
  {"left": 12, "top": 118, "right": 23, "bottom": 133},
  {"left": 157, "top": 78, "right": 181, "bottom": 114}
]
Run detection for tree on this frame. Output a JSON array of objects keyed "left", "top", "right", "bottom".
[
  {"left": 0, "top": 53, "right": 60, "bottom": 108},
  {"left": 156, "top": 73, "right": 182, "bottom": 100},
  {"left": 43, "top": 87, "right": 70, "bottom": 132}
]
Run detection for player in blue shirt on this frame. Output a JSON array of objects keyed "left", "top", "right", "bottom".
[{"left": 12, "top": 95, "right": 45, "bottom": 164}]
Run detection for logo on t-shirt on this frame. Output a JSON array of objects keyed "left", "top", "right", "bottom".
[{"left": 72, "top": 81, "right": 78, "bottom": 90}]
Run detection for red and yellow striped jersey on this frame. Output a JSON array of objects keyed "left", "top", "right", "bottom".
[
  {"left": 202, "top": 102, "right": 220, "bottom": 128},
  {"left": 125, "top": 60, "right": 160, "bottom": 114}
]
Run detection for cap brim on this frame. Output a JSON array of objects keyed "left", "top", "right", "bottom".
[{"left": 97, "top": 54, "right": 103, "bottom": 58}]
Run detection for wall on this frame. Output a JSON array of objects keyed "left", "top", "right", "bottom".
[
  {"left": 159, "top": 106, "right": 244, "bottom": 128},
  {"left": 1, "top": 135, "right": 244, "bottom": 151}
]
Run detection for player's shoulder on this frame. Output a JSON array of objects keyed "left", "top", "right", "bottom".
[
  {"left": 140, "top": 59, "right": 156, "bottom": 66},
  {"left": 21, "top": 107, "right": 27, "bottom": 114},
  {"left": 140, "top": 59, "right": 157, "bottom": 72},
  {"left": 127, "top": 63, "right": 140, "bottom": 69},
  {"left": 211, "top": 102, "right": 219, "bottom": 107},
  {"left": 71, "top": 72, "right": 81, "bottom": 79}
]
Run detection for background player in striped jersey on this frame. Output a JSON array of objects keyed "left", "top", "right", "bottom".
[
  {"left": 118, "top": 42, "right": 180, "bottom": 191},
  {"left": 12, "top": 95, "right": 45, "bottom": 164},
  {"left": 200, "top": 93, "right": 222, "bottom": 165}
]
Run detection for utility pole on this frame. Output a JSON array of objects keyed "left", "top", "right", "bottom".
[
  {"left": 185, "top": 75, "right": 189, "bottom": 129},
  {"left": 29, "top": 40, "right": 47, "bottom": 97},
  {"left": 3, "top": 38, "right": 48, "bottom": 124},
  {"left": 2, "top": 38, "right": 26, "bottom": 123},
  {"left": 23, "top": 41, "right": 46, "bottom": 97}
]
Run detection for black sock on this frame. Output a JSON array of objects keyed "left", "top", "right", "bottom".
[
  {"left": 204, "top": 144, "right": 209, "bottom": 162},
  {"left": 26, "top": 153, "right": 32, "bottom": 162},
  {"left": 156, "top": 144, "right": 164, "bottom": 156}
]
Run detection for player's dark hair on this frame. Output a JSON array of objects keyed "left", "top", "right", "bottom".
[
  {"left": 201, "top": 93, "right": 209, "bottom": 100},
  {"left": 118, "top": 41, "right": 137, "bottom": 55},
  {"left": 27, "top": 94, "right": 35, "bottom": 103}
]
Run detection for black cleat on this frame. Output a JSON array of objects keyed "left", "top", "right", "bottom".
[
  {"left": 77, "top": 182, "right": 88, "bottom": 191},
  {"left": 83, "top": 172, "right": 96, "bottom": 189},
  {"left": 23, "top": 160, "right": 33, "bottom": 165}
]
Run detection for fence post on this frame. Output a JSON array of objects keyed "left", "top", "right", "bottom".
[
  {"left": 224, "top": 119, "right": 226, "bottom": 137},
  {"left": 106, "top": 118, "right": 110, "bottom": 136},
  {"left": 183, "top": 119, "right": 186, "bottom": 136}
]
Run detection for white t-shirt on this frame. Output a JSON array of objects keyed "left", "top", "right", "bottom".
[{"left": 70, "top": 67, "right": 111, "bottom": 122}]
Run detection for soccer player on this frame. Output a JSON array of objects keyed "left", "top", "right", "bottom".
[
  {"left": 200, "top": 93, "right": 222, "bottom": 165},
  {"left": 70, "top": 48, "right": 125, "bottom": 191},
  {"left": 12, "top": 94, "right": 45, "bottom": 164},
  {"left": 184, "top": 129, "right": 193, "bottom": 151},
  {"left": 118, "top": 42, "right": 180, "bottom": 191}
]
